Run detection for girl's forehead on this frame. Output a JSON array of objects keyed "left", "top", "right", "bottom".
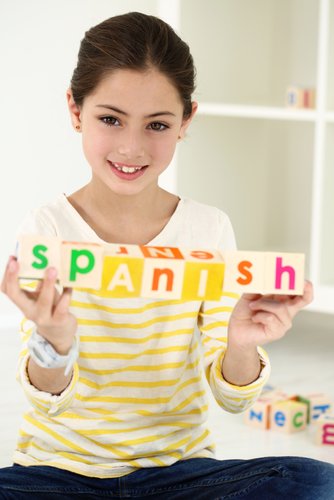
[{"left": 87, "top": 69, "right": 183, "bottom": 110}]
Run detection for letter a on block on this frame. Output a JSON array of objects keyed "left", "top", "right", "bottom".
[
  {"left": 60, "top": 242, "right": 104, "bottom": 289},
  {"left": 101, "top": 256, "right": 144, "bottom": 298},
  {"left": 17, "top": 235, "right": 61, "bottom": 280}
]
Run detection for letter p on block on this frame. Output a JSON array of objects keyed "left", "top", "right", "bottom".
[{"left": 60, "top": 242, "right": 104, "bottom": 289}]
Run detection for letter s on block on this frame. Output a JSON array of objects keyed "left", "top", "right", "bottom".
[
  {"left": 32, "top": 244, "right": 49, "bottom": 270},
  {"left": 237, "top": 260, "right": 253, "bottom": 285}
]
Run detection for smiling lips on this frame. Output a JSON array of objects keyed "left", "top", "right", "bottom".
[{"left": 108, "top": 161, "right": 148, "bottom": 179}]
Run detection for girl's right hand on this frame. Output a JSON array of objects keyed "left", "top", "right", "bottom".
[{"left": 1, "top": 255, "right": 77, "bottom": 354}]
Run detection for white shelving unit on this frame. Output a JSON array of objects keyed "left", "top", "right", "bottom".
[{"left": 158, "top": 0, "right": 334, "bottom": 314}]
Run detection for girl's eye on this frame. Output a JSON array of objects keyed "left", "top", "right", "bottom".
[
  {"left": 100, "top": 116, "right": 120, "bottom": 127},
  {"left": 149, "top": 122, "right": 168, "bottom": 132}
]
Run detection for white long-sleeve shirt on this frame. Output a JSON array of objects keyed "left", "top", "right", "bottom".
[{"left": 13, "top": 194, "right": 270, "bottom": 478}]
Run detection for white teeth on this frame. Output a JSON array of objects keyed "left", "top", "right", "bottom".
[{"left": 113, "top": 163, "right": 143, "bottom": 173}]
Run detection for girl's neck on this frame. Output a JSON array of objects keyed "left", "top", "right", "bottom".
[{"left": 67, "top": 180, "right": 180, "bottom": 244}]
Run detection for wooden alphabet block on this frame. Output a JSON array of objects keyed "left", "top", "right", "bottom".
[
  {"left": 17, "top": 234, "right": 61, "bottom": 280},
  {"left": 298, "top": 393, "right": 332, "bottom": 423},
  {"left": 182, "top": 249, "right": 225, "bottom": 300},
  {"left": 315, "top": 414, "right": 334, "bottom": 446},
  {"left": 286, "top": 86, "right": 316, "bottom": 109},
  {"left": 270, "top": 401, "right": 308, "bottom": 433},
  {"left": 221, "top": 251, "right": 265, "bottom": 294},
  {"left": 244, "top": 398, "right": 272, "bottom": 430},
  {"left": 265, "top": 253, "right": 305, "bottom": 295},
  {"left": 60, "top": 241, "right": 104, "bottom": 289},
  {"left": 244, "top": 391, "right": 289, "bottom": 430},
  {"left": 17, "top": 236, "right": 305, "bottom": 299}
]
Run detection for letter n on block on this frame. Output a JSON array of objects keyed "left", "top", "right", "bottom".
[
  {"left": 244, "top": 399, "right": 271, "bottom": 430},
  {"left": 17, "top": 235, "right": 61, "bottom": 280},
  {"left": 141, "top": 259, "right": 185, "bottom": 299},
  {"left": 60, "top": 242, "right": 104, "bottom": 289}
]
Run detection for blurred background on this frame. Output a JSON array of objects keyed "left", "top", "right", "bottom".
[{"left": 0, "top": 0, "right": 333, "bottom": 466}]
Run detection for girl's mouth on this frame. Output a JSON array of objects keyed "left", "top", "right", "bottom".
[{"left": 108, "top": 161, "right": 148, "bottom": 180}]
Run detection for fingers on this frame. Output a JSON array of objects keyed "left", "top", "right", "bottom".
[
  {"left": 34, "top": 268, "right": 58, "bottom": 322},
  {"left": 53, "top": 287, "right": 73, "bottom": 320},
  {"left": 1, "top": 256, "right": 61, "bottom": 322},
  {"left": 249, "top": 299, "right": 292, "bottom": 331},
  {"left": 0, "top": 257, "right": 35, "bottom": 315}
]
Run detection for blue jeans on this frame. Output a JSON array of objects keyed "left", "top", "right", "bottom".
[{"left": 0, "top": 456, "right": 333, "bottom": 499}]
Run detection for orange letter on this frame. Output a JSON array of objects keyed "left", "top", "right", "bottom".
[
  {"left": 237, "top": 260, "right": 253, "bottom": 285},
  {"left": 152, "top": 268, "right": 174, "bottom": 291}
]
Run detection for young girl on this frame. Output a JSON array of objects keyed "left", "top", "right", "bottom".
[{"left": 1, "top": 11, "right": 333, "bottom": 500}]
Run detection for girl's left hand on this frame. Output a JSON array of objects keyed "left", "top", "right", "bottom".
[{"left": 228, "top": 280, "right": 313, "bottom": 349}]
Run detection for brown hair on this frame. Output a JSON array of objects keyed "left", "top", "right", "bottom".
[{"left": 70, "top": 12, "right": 196, "bottom": 118}]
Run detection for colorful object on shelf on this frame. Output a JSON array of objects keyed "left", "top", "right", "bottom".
[
  {"left": 286, "top": 86, "right": 316, "bottom": 109},
  {"left": 17, "top": 235, "right": 306, "bottom": 299}
]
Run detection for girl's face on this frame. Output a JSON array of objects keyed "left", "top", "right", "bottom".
[{"left": 67, "top": 69, "right": 197, "bottom": 197}]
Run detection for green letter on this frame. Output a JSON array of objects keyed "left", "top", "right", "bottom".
[
  {"left": 70, "top": 249, "right": 95, "bottom": 281},
  {"left": 32, "top": 244, "right": 48, "bottom": 270}
]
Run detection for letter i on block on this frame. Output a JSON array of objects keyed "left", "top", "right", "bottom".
[
  {"left": 60, "top": 241, "right": 104, "bottom": 289},
  {"left": 265, "top": 253, "right": 305, "bottom": 295},
  {"left": 181, "top": 249, "right": 225, "bottom": 300},
  {"left": 17, "top": 235, "right": 61, "bottom": 280}
]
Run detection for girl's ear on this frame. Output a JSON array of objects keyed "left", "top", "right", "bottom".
[
  {"left": 178, "top": 101, "right": 198, "bottom": 141},
  {"left": 66, "top": 88, "right": 82, "bottom": 131}
]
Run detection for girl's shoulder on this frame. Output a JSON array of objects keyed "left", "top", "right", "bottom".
[
  {"left": 167, "top": 197, "right": 236, "bottom": 250},
  {"left": 16, "top": 194, "right": 94, "bottom": 241}
]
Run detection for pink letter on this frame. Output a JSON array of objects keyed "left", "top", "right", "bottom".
[{"left": 275, "top": 257, "right": 296, "bottom": 290}]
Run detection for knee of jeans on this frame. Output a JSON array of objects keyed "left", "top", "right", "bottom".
[{"left": 283, "top": 457, "right": 334, "bottom": 484}]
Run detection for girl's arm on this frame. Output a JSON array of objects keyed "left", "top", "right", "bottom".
[
  {"left": 222, "top": 282, "right": 313, "bottom": 386},
  {"left": 1, "top": 256, "right": 78, "bottom": 397}
]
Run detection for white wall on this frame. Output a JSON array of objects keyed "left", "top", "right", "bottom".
[{"left": 0, "top": 0, "right": 175, "bottom": 324}]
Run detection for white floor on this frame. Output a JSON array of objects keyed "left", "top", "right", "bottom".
[{"left": 0, "top": 310, "right": 333, "bottom": 468}]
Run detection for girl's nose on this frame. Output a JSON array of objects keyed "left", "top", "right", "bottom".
[{"left": 117, "top": 130, "right": 145, "bottom": 159}]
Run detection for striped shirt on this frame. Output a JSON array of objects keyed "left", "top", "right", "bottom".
[{"left": 13, "top": 194, "right": 270, "bottom": 478}]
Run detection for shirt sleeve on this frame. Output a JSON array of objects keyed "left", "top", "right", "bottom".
[
  {"left": 16, "top": 319, "right": 80, "bottom": 417},
  {"left": 197, "top": 210, "right": 271, "bottom": 413},
  {"left": 14, "top": 209, "right": 80, "bottom": 416}
]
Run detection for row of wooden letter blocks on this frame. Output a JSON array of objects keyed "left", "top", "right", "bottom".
[
  {"left": 17, "top": 235, "right": 306, "bottom": 300},
  {"left": 244, "top": 388, "right": 333, "bottom": 446}
]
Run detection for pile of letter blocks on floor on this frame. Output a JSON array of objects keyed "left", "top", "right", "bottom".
[{"left": 244, "top": 385, "right": 334, "bottom": 446}]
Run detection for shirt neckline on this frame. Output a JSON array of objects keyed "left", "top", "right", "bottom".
[{"left": 59, "top": 193, "right": 186, "bottom": 246}]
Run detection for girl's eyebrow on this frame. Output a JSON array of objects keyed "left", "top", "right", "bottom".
[{"left": 95, "top": 104, "right": 176, "bottom": 118}]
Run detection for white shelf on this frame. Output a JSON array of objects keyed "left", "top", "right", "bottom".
[
  {"left": 308, "top": 285, "right": 334, "bottom": 315},
  {"left": 170, "top": 0, "right": 334, "bottom": 314},
  {"left": 326, "top": 111, "right": 334, "bottom": 122},
  {"left": 197, "top": 103, "right": 317, "bottom": 122}
]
